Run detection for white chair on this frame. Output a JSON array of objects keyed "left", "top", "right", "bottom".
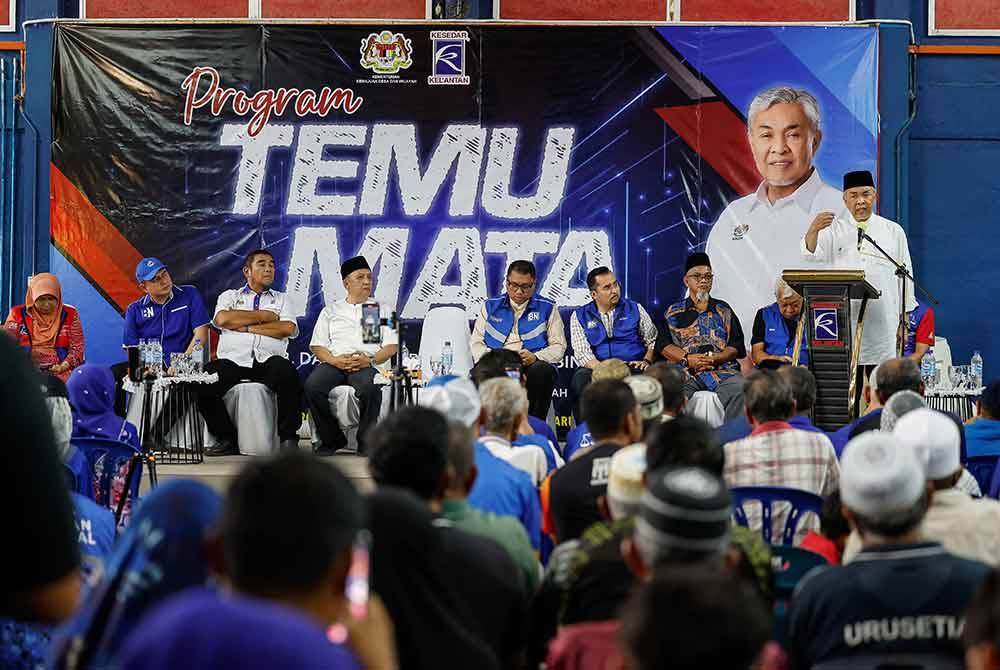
[
  {"left": 213, "top": 383, "right": 279, "bottom": 456},
  {"left": 686, "top": 390, "right": 725, "bottom": 428},
  {"left": 419, "top": 306, "right": 474, "bottom": 377},
  {"left": 308, "top": 383, "right": 391, "bottom": 453}
]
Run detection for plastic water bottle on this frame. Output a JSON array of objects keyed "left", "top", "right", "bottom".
[
  {"left": 921, "top": 352, "right": 937, "bottom": 390},
  {"left": 191, "top": 339, "right": 204, "bottom": 374},
  {"left": 972, "top": 350, "right": 984, "bottom": 390},
  {"left": 139, "top": 339, "right": 148, "bottom": 370},
  {"left": 401, "top": 341, "right": 410, "bottom": 369},
  {"left": 151, "top": 340, "right": 163, "bottom": 376},
  {"left": 441, "top": 340, "right": 454, "bottom": 375}
]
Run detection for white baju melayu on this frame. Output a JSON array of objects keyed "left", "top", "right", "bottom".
[
  {"left": 800, "top": 212, "right": 916, "bottom": 365},
  {"left": 706, "top": 169, "right": 844, "bottom": 351}
]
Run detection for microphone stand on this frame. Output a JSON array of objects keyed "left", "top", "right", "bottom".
[{"left": 860, "top": 231, "right": 939, "bottom": 357}]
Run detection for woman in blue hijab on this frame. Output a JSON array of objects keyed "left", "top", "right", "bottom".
[
  {"left": 67, "top": 364, "right": 140, "bottom": 449},
  {"left": 50, "top": 480, "right": 223, "bottom": 670}
]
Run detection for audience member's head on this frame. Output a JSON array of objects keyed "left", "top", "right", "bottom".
[
  {"left": 964, "top": 568, "right": 1000, "bottom": 670},
  {"left": 645, "top": 362, "right": 687, "bottom": 416},
  {"left": 592, "top": 357, "right": 630, "bottom": 382},
  {"left": 876, "top": 357, "right": 923, "bottom": 405},
  {"left": 368, "top": 405, "right": 450, "bottom": 501},
  {"left": 778, "top": 365, "right": 817, "bottom": 414},
  {"left": 644, "top": 415, "right": 723, "bottom": 476},
  {"left": 53, "top": 481, "right": 223, "bottom": 667},
  {"left": 627, "top": 466, "right": 732, "bottom": 577},
  {"left": 864, "top": 363, "right": 883, "bottom": 410},
  {"left": 819, "top": 489, "right": 850, "bottom": 556},
  {"left": 478, "top": 376, "right": 529, "bottom": 440},
  {"left": 419, "top": 375, "right": 483, "bottom": 431},
  {"left": 980, "top": 380, "right": 1000, "bottom": 420},
  {"left": 743, "top": 369, "right": 795, "bottom": 425},
  {"left": 619, "top": 565, "right": 770, "bottom": 670},
  {"left": 880, "top": 389, "right": 925, "bottom": 431},
  {"left": 220, "top": 451, "right": 363, "bottom": 624},
  {"left": 894, "top": 407, "right": 962, "bottom": 490},
  {"left": 581, "top": 380, "right": 641, "bottom": 443},
  {"left": 604, "top": 444, "right": 646, "bottom": 521},
  {"left": 624, "top": 375, "right": 664, "bottom": 434},
  {"left": 840, "top": 431, "right": 930, "bottom": 545},
  {"left": 471, "top": 348, "right": 522, "bottom": 387}
]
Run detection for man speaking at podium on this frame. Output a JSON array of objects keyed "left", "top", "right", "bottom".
[{"left": 801, "top": 170, "right": 916, "bottom": 365}]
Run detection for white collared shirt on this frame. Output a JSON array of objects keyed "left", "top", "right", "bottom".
[
  {"left": 213, "top": 285, "right": 299, "bottom": 367},
  {"left": 800, "top": 212, "right": 917, "bottom": 364},
  {"left": 706, "top": 169, "right": 844, "bottom": 350},
  {"left": 310, "top": 299, "right": 399, "bottom": 372},
  {"left": 844, "top": 488, "right": 1000, "bottom": 566}
]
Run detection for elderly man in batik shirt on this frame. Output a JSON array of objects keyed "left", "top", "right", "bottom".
[{"left": 658, "top": 252, "right": 747, "bottom": 421}]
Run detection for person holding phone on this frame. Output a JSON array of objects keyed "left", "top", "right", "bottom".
[{"left": 305, "top": 255, "right": 398, "bottom": 457}]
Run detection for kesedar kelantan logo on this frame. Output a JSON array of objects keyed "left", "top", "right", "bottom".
[{"left": 360, "top": 31, "right": 414, "bottom": 74}]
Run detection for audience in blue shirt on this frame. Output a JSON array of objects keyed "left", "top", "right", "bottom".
[{"left": 968, "top": 381, "right": 1000, "bottom": 459}]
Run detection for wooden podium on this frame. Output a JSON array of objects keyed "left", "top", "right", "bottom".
[{"left": 782, "top": 270, "right": 880, "bottom": 431}]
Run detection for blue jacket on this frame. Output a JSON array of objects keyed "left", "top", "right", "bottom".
[
  {"left": 468, "top": 442, "right": 542, "bottom": 549},
  {"left": 966, "top": 419, "right": 1000, "bottom": 459},
  {"left": 759, "top": 302, "right": 809, "bottom": 365},
  {"left": 903, "top": 300, "right": 931, "bottom": 358},
  {"left": 574, "top": 299, "right": 646, "bottom": 362},
  {"left": 482, "top": 295, "right": 556, "bottom": 352}
]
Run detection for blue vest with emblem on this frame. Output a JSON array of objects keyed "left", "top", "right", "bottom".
[
  {"left": 482, "top": 295, "right": 555, "bottom": 351},
  {"left": 575, "top": 299, "right": 646, "bottom": 362},
  {"left": 761, "top": 302, "right": 809, "bottom": 365},
  {"left": 903, "top": 301, "right": 930, "bottom": 358}
]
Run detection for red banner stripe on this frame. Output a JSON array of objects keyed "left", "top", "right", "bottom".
[
  {"left": 50, "top": 164, "right": 144, "bottom": 314},
  {"left": 655, "top": 102, "right": 760, "bottom": 197},
  {"left": 499, "top": 0, "right": 666, "bottom": 20},
  {"left": 83, "top": 0, "right": 248, "bottom": 18},
  {"left": 262, "top": 0, "right": 425, "bottom": 18},
  {"left": 679, "top": 0, "right": 849, "bottom": 21}
]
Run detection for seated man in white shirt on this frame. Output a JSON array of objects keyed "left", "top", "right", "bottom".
[
  {"left": 199, "top": 249, "right": 302, "bottom": 455},
  {"left": 304, "top": 256, "right": 398, "bottom": 456},
  {"left": 476, "top": 376, "right": 549, "bottom": 486}
]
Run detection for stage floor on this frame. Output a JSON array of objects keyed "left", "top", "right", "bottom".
[{"left": 138, "top": 443, "right": 373, "bottom": 496}]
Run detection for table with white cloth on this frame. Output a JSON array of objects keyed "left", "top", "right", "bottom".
[
  {"left": 924, "top": 387, "right": 982, "bottom": 422},
  {"left": 123, "top": 373, "right": 218, "bottom": 464}
]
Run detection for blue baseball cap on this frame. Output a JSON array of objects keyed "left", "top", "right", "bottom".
[{"left": 136, "top": 257, "right": 166, "bottom": 282}]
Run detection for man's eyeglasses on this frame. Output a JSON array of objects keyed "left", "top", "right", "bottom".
[
  {"left": 686, "top": 272, "right": 714, "bottom": 282},
  {"left": 507, "top": 280, "right": 535, "bottom": 292}
]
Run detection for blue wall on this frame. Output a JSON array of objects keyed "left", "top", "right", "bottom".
[{"left": 863, "top": 0, "right": 1000, "bottom": 376}]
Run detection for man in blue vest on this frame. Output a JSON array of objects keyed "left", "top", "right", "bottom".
[
  {"left": 471, "top": 260, "right": 567, "bottom": 420},
  {"left": 750, "top": 278, "right": 809, "bottom": 369},
  {"left": 568, "top": 267, "right": 658, "bottom": 423},
  {"left": 659, "top": 252, "right": 747, "bottom": 422}
]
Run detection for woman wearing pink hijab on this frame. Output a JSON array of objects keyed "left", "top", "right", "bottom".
[{"left": 3, "top": 273, "right": 85, "bottom": 382}]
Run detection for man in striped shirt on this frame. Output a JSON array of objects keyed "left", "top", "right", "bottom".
[{"left": 723, "top": 369, "right": 839, "bottom": 543}]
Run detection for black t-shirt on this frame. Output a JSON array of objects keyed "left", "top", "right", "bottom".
[
  {"left": 750, "top": 309, "right": 799, "bottom": 347},
  {"left": 548, "top": 442, "right": 622, "bottom": 542},
  {"left": 0, "top": 336, "right": 79, "bottom": 606},
  {"left": 437, "top": 522, "right": 528, "bottom": 668},
  {"left": 787, "top": 542, "right": 990, "bottom": 669}
]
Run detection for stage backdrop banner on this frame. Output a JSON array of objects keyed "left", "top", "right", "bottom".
[{"left": 50, "top": 24, "right": 877, "bottom": 432}]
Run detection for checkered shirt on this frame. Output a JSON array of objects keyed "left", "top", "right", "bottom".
[{"left": 723, "top": 421, "right": 840, "bottom": 544}]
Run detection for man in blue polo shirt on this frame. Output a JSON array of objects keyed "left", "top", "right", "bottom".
[
  {"left": 123, "top": 257, "right": 211, "bottom": 357},
  {"left": 787, "top": 431, "right": 990, "bottom": 669},
  {"left": 568, "top": 267, "right": 657, "bottom": 423},
  {"left": 113, "top": 257, "right": 211, "bottom": 426}
]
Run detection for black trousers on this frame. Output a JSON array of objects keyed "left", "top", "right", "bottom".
[
  {"left": 304, "top": 363, "right": 381, "bottom": 452},
  {"left": 524, "top": 359, "right": 558, "bottom": 420},
  {"left": 569, "top": 367, "right": 593, "bottom": 424},
  {"left": 196, "top": 357, "right": 302, "bottom": 442}
]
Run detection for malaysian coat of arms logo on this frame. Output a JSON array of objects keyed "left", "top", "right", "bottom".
[{"left": 360, "top": 31, "right": 414, "bottom": 74}]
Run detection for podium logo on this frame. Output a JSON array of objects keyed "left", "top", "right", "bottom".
[{"left": 813, "top": 308, "right": 839, "bottom": 341}]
